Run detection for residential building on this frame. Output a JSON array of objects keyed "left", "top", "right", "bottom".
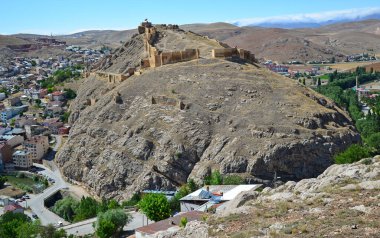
[
  {"left": 58, "top": 125, "right": 71, "bottom": 135},
  {"left": 23, "top": 135, "right": 49, "bottom": 163},
  {"left": 135, "top": 211, "right": 205, "bottom": 238},
  {"left": 48, "top": 121, "right": 63, "bottom": 134},
  {"left": 25, "top": 125, "right": 49, "bottom": 138},
  {"left": 13, "top": 150, "right": 32, "bottom": 169},
  {"left": 51, "top": 91, "right": 65, "bottom": 101},
  {"left": 0, "top": 143, "right": 13, "bottom": 164},
  {"left": 4, "top": 203, "right": 24, "bottom": 214},
  {"left": 0, "top": 135, "right": 24, "bottom": 148},
  {"left": 6, "top": 97, "right": 21, "bottom": 107},
  {"left": 179, "top": 185, "right": 262, "bottom": 212}
]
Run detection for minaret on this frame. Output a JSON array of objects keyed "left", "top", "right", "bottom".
[{"left": 356, "top": 76, "right": 359, "bottom": 101}]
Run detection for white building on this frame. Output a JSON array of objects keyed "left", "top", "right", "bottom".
[
  {"left": 13, "top": 150, "right": 32, "bottom": 169},
  {"left": 23, "top": 135, "right": 49, "bottom": 163},
  {"left": 179, "top": 184, "right": 262, "bottom": 212}
]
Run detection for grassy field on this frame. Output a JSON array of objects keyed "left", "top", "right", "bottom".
[
  {"left": 5, "top": 175, "right": 36, "bottom": 187},
  {"left": 323, "top": 62, "right": 373, "bottom": 71}
]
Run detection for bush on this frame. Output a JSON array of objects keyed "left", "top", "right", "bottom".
[
  {"left": 180, "top": 217, "right": 187, "bottom": 227},
  {"left": 334, "top": 144, "right": 371, "bottom": 164},
  {"left": 223, "top": 175, "right": 244, "bottom": 185},
  {"left": 122, "top": 192, "right": 141, "bottom": 207},
  {"left": 204, "top": 170, "right": 222, "bottom": 185}
]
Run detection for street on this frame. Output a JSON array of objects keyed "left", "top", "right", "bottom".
[{"left": 63, "top": 211, "right": 151, "bottom": 236}]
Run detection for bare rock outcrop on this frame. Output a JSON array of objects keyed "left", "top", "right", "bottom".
[{"left": 56, "top": 25, "right": 360, "bottom": 200}]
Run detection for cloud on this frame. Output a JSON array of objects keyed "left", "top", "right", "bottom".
[{"left": 230, "top": 7, "right": 380, "bottom": 26}]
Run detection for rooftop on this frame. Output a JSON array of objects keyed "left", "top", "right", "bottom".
[
  {"left": 180, "top": 184, "right": 262, "bottom": 201},
  {"left": 135, "top": 211, "right": 205, "bottom": 235},
  {"left": 4, "top": 203, "right": 24, "bottom": 212}
]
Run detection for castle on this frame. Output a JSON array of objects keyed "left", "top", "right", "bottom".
[{"left": 87, "top": 20, "right": 255, "bottom": 84}]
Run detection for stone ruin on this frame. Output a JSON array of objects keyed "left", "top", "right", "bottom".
[
  {"left": 151, "top": 95, "right": 185, "bottom": 110},
  {"left": 211, "top": 48, "right": 256, "bottom": 64},
  {"left": 139, "top": 20, "right": 200, "bottom": 68}
]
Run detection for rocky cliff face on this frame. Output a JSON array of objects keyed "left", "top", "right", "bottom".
[{"left": 56, "top": 26, "right": 360, "bottom": 200}]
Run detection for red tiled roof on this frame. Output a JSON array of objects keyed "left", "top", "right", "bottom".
[
  {"left": 4, "top": 204, "right": 24, "bottom": 212},
  {"left": 136, "top": 211, "right": 205, "bottom": 235},
  {"left": 52, "top": 91, "right": 64, "bottom": 96}
]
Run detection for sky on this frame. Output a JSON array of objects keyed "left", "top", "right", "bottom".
[{"left": 1, "top": 0, "right": 380, "bottom": 35}]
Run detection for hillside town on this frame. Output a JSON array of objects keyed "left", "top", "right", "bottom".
[{"left": 0, "top": 50, "right": 100, "bottom": 172}]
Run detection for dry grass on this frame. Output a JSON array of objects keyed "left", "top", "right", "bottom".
[{"left": 208, "top": 189, "right": 380, "bottom": 237}]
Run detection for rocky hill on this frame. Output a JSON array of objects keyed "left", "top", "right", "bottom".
[
  {"left": 152, "top": 156, "right": 380, "bottom": 237},
  {"left": 56, "top": 23, "right": 359, "bottom": 200}
]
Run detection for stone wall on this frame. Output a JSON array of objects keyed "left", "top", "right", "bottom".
[
  {"left": 151, "top": 95, "right": 185, "bottom": 110},
  {"left": 90, "top": 71, "right": 134, "bottom": 84},
  {"left": 140, "top": 21, "right": 200, "bottom": 69},
  {"left": 212, "top": 48, "right": 256, "bottom": 63}
]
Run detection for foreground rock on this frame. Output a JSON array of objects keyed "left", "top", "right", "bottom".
[
  {"left": 56, "top": 24, "right": 359, "bottom": 199},
  {"left": 208, "top": 156, "right": 380, "bottom": 237}
]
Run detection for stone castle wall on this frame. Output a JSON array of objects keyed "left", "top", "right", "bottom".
[{"left": 140, "top": 22, "right": 200, "bottom": 68}]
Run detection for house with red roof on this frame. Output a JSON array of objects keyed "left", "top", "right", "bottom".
[{"left": 4, "top": 203, "right": 24, "bottom": 214}]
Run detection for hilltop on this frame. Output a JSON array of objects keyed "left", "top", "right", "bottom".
[{"left": 55, "top": 22, "right": 359, "bottom": 200}]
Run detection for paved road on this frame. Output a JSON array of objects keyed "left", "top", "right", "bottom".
[
  {"left": 16, "top": 135, "right": 70, "bottom": 226},
  {"left": 64, "top": 211, "right": 151, "bottom": 236},
  {"left": 23, "top": 163, "right": 70, "bottom": 226}
]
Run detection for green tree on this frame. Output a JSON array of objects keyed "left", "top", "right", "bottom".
[
  {"left": 40, "top": 224, "right": 66, "bottom": 238},
  {"left": 0, "top": 212, "right": 30, "bottom": 238},
  {"left": 64, "top": 88, "right": 77, "bottom": 100},
  {"left": 52, "top": 196, "right": 79, "bottom": 222},
  {"left": 16, "top": 220, "right": 42, "bottom": 238},
  {"left": 122, "top": 192, "right": 141, "bottom": 207},
  {"left": 204, "top": 170, "right": 223, "bottom": 185},
  {"left": 0, "top": 176, "right": 7, "bottom": 188},
  {"left": 187, "top": 179, "right": 198, "bottom": 192},
  {"left": 366, "top": 132, "right": 380, "bottom": 152},
  {"left": 334, "top": 144, "right": 371, "bottom": 164},
  {"left": 95, "top": 209, "right": 131, "bottom": 238},
  {"left": 74, "top": 197, "right": 99, "bottom": 222},
  {"left": 223, "top": 175, "right": 244, "bottom": 185},
  {"left": 138, "top": 193, "right": 171, "bottom": 222}
]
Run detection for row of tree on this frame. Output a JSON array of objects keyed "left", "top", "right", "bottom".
[{"left": 316, "top": 68, "right": 380, "bottom": 163}]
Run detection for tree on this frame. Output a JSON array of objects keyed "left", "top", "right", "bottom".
[
  {"left": 64, "top": 88, "right": 77, "bottom": 100},
  {"left": 95, "top": 209, "right": 131, "bottom": 238},
  {"left": 187, "top": 179, "right": 198, "bottom": 192},
  {"left": 16, "top": 220, "right": 42, "bottom": 238},
  {"left": 366, "top": 132, "right": 380, "bottom": 152},
  {"left": 334, "top": 144, "right": 371, "bottom": 164},
  {"left": 138, "top": 193, "right": 171, "bottom": 222},
  {"left": 302, "top": 78, "right": 306, "bottom": 85},
  {"left": 74, "top": 197, "right": 99, "bottom": 222},
  {"left": 51, "top": 196, "right": 79, "bottom": 222},
  {"left": 0, "top": 176, "right": 7, "bottom": 188},
  {"left": 223, "top": 175, "right": 244, "bottom": 185},
  {"left": 40, "top": 224, "right": 66, "bottom": 238},
  {"left": 317, "top": 77, "right": 321, "bottom": 86},
  {"left": 204, "top": 170, "right": 222, "bottom": 185},
  {"left": 122, "top": 192, "right": 141, "bottom": 207},
  {"left": 0, "top": 212, "right": 30, "bottom": 238}
]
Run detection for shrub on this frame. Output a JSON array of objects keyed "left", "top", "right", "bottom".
[
  {"left": 223, "top": 175, "right": 244, "bottom": 185},
  {"left": 180, "top": 217, "right": 187, "bottom": 228},
  {"left": 334, "top": 144, "right": 371, "bottom": 164}
]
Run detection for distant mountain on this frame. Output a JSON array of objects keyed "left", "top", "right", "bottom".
[
  {"left": 232, "top": 8, "right": 380, "bottom": 29},
  {"left": 184, "top": 19, "right": 380, "bottom": 63}
]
